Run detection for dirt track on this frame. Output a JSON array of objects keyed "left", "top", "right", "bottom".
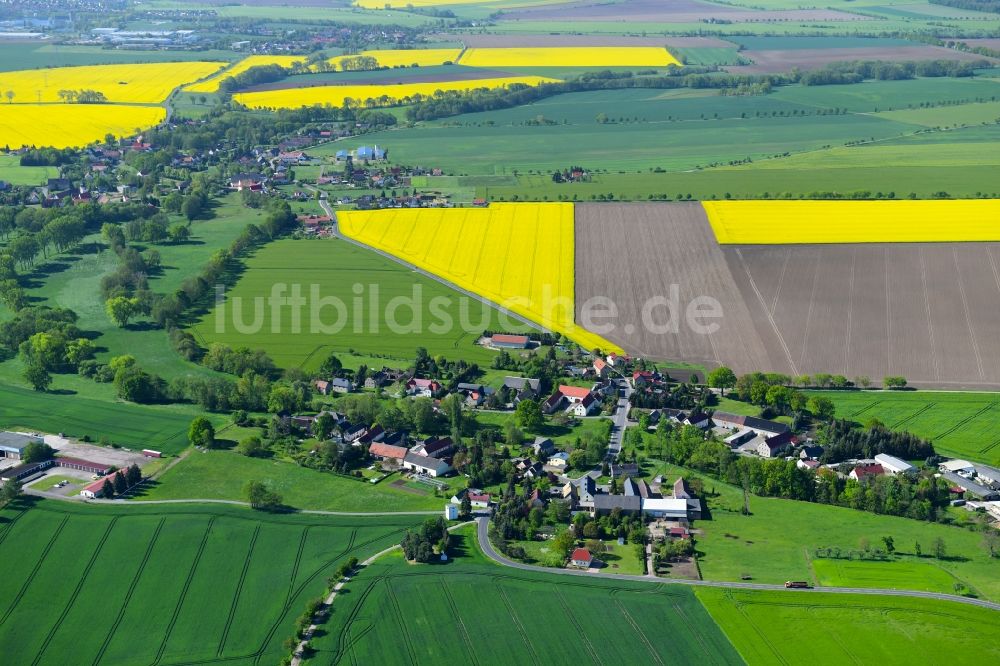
[{"left": 576, "top": 203, "right": 1000, "bottom": 388}]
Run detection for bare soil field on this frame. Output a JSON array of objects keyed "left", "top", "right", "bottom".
[
  {"left": 576, "top": 203, "right": 1000, "bottom": 388},
  {"left": 958, "top": 38, "right": 1000, "bottom": 51},
  {"left": 239, "top": 67, "right": 515, "bottom": 92},
  {"left": 575, "top": 203, "right": 776, "bottom": 373},
  {"left": 437, "top": 33, "right": 737, "bottom": 49},
  {"left": 728, "top": 46, "right": 995, "bottom": 74},
  {"left": 500, "top": 0, "right": 866, "bottom": 22}
]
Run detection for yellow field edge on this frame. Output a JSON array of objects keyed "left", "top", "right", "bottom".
[
  {"left": 702, "top": 200, "right": 1000, "bottom": 244},
  {"left": 337, "top": 204, "right": 624, "bottom": 355}
]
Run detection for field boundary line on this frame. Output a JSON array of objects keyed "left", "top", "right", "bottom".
[
  {"left": 152, "top": 516, "right": 217, "bottom": 666},
  {"left": 441, "top": 579, "right": 480, "bottom": 666},
  {"left": 385, "top": 584, "right": 419, "bottom": 664},
  {"left": 735, "top": 248, "right": 799, "bottom": 376},
  {"left": 494, "top": 580, "right": 541, "bottom": 666},
  {"left": 0, "top": 515, "right": 68, "bottom": 628},
  {"left": 92, "top": 517, "right": 166, "bottom": 666},
  {"left": 553, "top": 586, "right": 603, "bottom": 665},
  {"left": 952, "top": 246, "right": 986, "bottom": 382},
  {"left": 890, "top": 401, "right": 936, "bottom": 430},
  {"left": 0, "top": 502, "right": 30, "bottom": 548},
  {"left": 217, "top": 524, "right": 261, "bottom": 656},
  {"left": 614, "top": 599, "right": 663, "bottom": 665},
  {"left": 32, "top": 517, "right": 120, "bottom": 666}
]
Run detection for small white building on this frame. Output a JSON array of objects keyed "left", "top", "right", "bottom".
[
  {"left": 940, "top": 459, "right": 976, "bottom": 476},
  {"left": 874, "top": 453, "right": 916, "bottom": 476},
  {"left": 444, "top": 504, "right": 459, "bottom": 520},
  {"left": 641, "top": 497, "right": 689, "bottom": 520}
]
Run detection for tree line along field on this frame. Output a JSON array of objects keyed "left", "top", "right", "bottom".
[
  {"left": 0, "top": 499, "right": 423, "bottom": 666},
  {"left": 696, "top": 587, "right": 1000, "bottom": 665},
  {"left": 192, "top": 237, "right": 529, "bottom": 370},
  {"left": 312, "top": 527, "right": 743, "bottom": 665},
  {"left": 810, "top": 390, "right": 1000, "bottom": 465}
]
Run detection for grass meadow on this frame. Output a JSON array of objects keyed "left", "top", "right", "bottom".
[
  {"left": 0, "top": 154, "right": 57, "bottom": 185},
  {"left": 644, "top": 463, "right": 1000, "bottom": 601},
  {"left": 810, "top": 390, "right": 1000, "bottom": 465},
  {"left": 137, "top": 449, "right": 463, "bottom": 512},
  {"left": 0, "top": 499, "right": 422, "bottom": 666},
  {"left": 696, "top": 587, "right": 1000, "bottom": 665},
  {"left": 811, "top": 558, "right": 961, "bottom": 593},
  {"left": 192, "top": 237, "right": 526, "bottom": 370},
  {"left": 312, "top": 526, "right": 742, "bottom": 665}
]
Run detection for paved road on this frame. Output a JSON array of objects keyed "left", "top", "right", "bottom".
[
  {"left": 606, "top": 377, "right": 634, "bottom": 461},
  {"left": 475, "top": 518, "right": 1000, "bottom": 611},
  {"left": 314, "top": 195, "right": 547, "bottom": 335}
]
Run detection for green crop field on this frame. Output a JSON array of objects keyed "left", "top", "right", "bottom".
[
  {"left": 0, "top": 382, "right": 219, "bottom": 454},
  {"left": 697, "top": 587, "right": 1000, "bottom": 665},
  {"left": 312, "top": 527, "right": 743, "bottom": 664},
  {"left": 876, "top": 100, "right": 1000, "bottom": 127},
  {"left": 809, "top": 390, "right": 1000, "bottom": 465},
  {"left": 811, "top": 558, "right": 960, "bottom": 593},
  {"left": 137, "top": 449, "right": 464, "bottom": 512},
  {"left": 191, "top": 237, "right": 528, "bottom": 370},
  {"left": 0, "top": 499, "right": 422, "bottom": 666},
  {"left": 0, "top": 43, "right": 234, "bottom": 72},
  {"left": 645, "top": 463, "right": 1000, "bottom": 601}
]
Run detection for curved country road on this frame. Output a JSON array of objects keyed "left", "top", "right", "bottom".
[{"left": 475, "top": 518, "right": 1000, "bottom": 611}]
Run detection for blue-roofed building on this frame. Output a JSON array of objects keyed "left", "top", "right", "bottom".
[
  {"left": 356, "top": 145, "right": 386, "bottom": 161},
  {"left": 335, "top": 149, "right": 349, "bottom": 160}
]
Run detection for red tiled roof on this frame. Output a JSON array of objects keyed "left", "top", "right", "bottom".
[
  {"left": 571, "top": 548, "right": 592, "bottom": 562},
  {"left": 852, "top": 463, "right": 884, "bottom": 479},
  {"left": 559, "top": 385, "right": 592, "bottom": 400},
  {"left": 369, "top": 443, "right": 407, "bottom": 460},
  {"left": 492, "top": 334, "right": 529, "bottom": 345}
]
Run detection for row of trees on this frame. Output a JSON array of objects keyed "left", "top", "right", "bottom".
[{"left": 96, "top": 465, "right": 142, "bottom": 499}]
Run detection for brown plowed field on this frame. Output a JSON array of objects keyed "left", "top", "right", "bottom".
[
  {"left": 501, "top": 0, "right": 864, "bottom": 23},
  {"left": 576, "top": 203, "right": 1000, "bottom": 388},
  {"left": 727, "top": 46, "right": 995, "bottom": 74}
]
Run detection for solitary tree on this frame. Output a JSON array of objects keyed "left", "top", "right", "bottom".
[
  {"left": 706, "top": 366, "right": 737, "bottom": 396},
  {"left": 105, "top": 296, "right": 139, "bottom": 328},
  {"left": 188, "top": 416, "right": 215, "bottom": 448},
  {"left": 514, "top": 398, "right": 543, "bottom": 432},
  {"left": 23, "top": 362, "right": 51, "bottom": 392}
]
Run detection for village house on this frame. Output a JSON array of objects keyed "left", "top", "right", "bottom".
[
  {"left": 405, "top": 378, "right": 441, "bottom": 398},
  {"left": 570, "top": 548, "right": 593, "bottom": 568},
  {"left": 572, "top": 393, "right": 600, "bottom": 417},
  {"left": 451, "top": 488, "right": 492, "bottom": 509},
  {"left": 756, "top": 431, "right": 795, "bottom": 458},
  {"left": 368, "top": 442, "right": 408, "bottom": 468},
  {"left": 532, "top": 437, "right": 555, "bottom": 458},
  {"left": 546, "top": 451, "right": 570, "bottom": 471},
  {"left": 850, "top": 463, "right": 885, "bottom": 483},
  {"left": 411, "top": 437, "right": 454, "bottom": 459},
  {"left": 543, "top": 393, "right": 566, "bottom": 414},
  {"left": 402, "top": 452, "right": 451, "bottom": 477},
  {"left": 593, "top": 357, "right": 610, "bottom": 378}
]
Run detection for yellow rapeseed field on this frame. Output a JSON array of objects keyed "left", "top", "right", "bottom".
[
  {"left": 702, "top": 200, "right": 1000, "bottom": 244},
  {"left": 234, "top": 76, "right": 556, "bottom": 109},
  {"left": 0, "top": 104, "right": 166, "bottom": 149},
  {"left": 459, "top": 47, "right": 681, "bottom": 68},
  {"left": 184, "top": 55, "right": 305, "bottom": 93},
  {"left": 0, "top": 61, "right": 225, "bottom": 104},
  {"left": 339, "top": 204, "right": 624, "bottom": 353},
  {"left": 330, "top": 49, "right": 462, "bottom": 69}
]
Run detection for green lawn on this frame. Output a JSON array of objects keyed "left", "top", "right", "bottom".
[
  {"left": 810, "top": 389, "right": 1000, "bottom": 465},
  {"left": 191, "top": 236, "right": 528, "bottom": 371},
  {"left": 811, "top": 558, "right": 961, "bottom": 594},
  {"left": 0, "top": 381, "right": 219, "bottom": 455},
  {"left": 311, "top": 526, "right": 742, "bottom": 664},
  {"left": 696, "top": 587, "right": 1000, "bottom": 666},
  {"left": 645, "top": 462, "right": 1000, "bottom": 601},
  {"left": 137, "top": 449, "right": 464, "bottom": 512},
  {"left": 0, "top": 498, "right": 421, "bottom": 666},
  {"left": 0, "top": 154, "right": 56, "bottom": 185}
]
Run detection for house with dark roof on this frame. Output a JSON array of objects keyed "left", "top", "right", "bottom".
[
  {"left": 503, "top": 376, "right": 541, "bottom": 393},
  {"left": 411, "top": 437, "right": 453, "bottom": 459},
  {"left": 673, "top": 477, "right": 692, "bottom": 499},
  {"left": 532, "top": 437, "right": 555, "bottom": 457},
  {"left": 593, "top": 494, "right": 641, "bottom": 516},
  {"left": 712, "top": 412, "right": 789, "bottom": 437},
  {"left": 543, "top": 393, "right": 566, "bottom": 414},
  {"left": 402, "top": 452, "right": 451, "bottom": 477},
  {"left": 756, "top": 431, "right": 794, "bottom": 458}
]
